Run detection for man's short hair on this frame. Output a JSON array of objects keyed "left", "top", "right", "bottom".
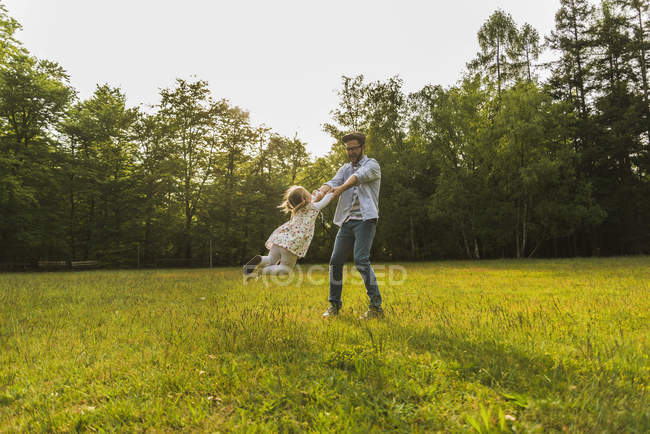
[{"left": 342, "top": 132, "right": 366, "bottom": 146}]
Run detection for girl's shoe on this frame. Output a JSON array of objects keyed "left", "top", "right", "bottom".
[
  {"left": 243, "top": 255, "right": 262, "bottom": 276},
  {"left": 243, "top": 270, "right": 259, "bottom": 282}
]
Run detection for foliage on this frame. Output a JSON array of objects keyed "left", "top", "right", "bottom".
[{"left": 0, "top": 2, "right": 649, "bottom": 264}]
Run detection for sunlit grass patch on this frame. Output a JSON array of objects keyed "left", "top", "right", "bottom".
[{"left": 1, "top": 257, "right": 648, "bottom": 431}]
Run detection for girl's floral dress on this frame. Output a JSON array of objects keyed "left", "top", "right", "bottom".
[{"left": 265, "top": 194, "right": 333, "bottom": 258}]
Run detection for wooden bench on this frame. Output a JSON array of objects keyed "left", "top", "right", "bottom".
[
  {"left": 37, "top": 261, "right": 68, "bottom": 270},
  {"left": 71, "top": 260, "right": 100, "bottom": 270}
]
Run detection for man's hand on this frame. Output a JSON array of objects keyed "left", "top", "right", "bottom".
[
  {"left": 329, "top": 186, "right": 344, "bottom": 199},
  {"left": 330, "top": 175, "right": 357, "bottom": 199}
]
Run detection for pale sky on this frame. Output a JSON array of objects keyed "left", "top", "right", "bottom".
[{"left": 4, "top": 0, "right": 561, "bottom": 157}]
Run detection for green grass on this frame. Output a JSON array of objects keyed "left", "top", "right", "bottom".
[{"left": 1, "top": 257, "right": 648, "bottom": 432}]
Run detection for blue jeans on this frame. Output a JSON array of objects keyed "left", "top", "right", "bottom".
[{"left": 329, "top": 219, "right": 381, "bottom": 308}]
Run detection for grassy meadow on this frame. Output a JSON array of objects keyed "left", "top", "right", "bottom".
[{"left": 0, "top": 257, "right": 648, "bottom": 432}]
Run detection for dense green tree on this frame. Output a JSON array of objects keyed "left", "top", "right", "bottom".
[
  {"left": 0, "top": 3, "right": 24, "bottom": 62},
  {"left": 59, "top": 85, "right": 138, "bottom": 262},
  {"left": 469, "top": 10, "right": 521, "bottom": 94},
  {"left": 586, "top": 1, "right": 649, "bottom": 253},
  {"left": 158, "top": 79, "right": 226, "bottom": 259},
  {"left": 411, "top": 76, "right": 493, "bottom": 259},
  {"left": 132, "top": 110, "right": 176, "bottom": 263},
  {"left": 1, "top": 3, "right": 649, "bottom": 267},
  {"left": 492, "top": 82, "right": 605, "bottom": 257},
  {"left": 0, "top": 54, "right": 74, "bottom": 261},
  {"left": 615, "top": 0, "right": 650, "bottom": 157},
  {"left": 516, "top": 23, "right": 542, "bottom": 82},
  {"left": 546, "top": 0, "right": 595, "bottom": 117}
]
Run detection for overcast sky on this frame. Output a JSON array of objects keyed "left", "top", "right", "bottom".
[{"left": 4, "top": 0, "right": 562, "bottom": 157}]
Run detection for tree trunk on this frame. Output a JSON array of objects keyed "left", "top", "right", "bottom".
[
  {"left": 461, "top": 227, "right": 472, "bottom": 259},
  {"left": 185, "top": 205, "right": 192, "bottom": 259},
  {"left": 522, "top": 200, "right": 528, "bottom": 257},
  {"left": 634, "top": 5, "right": 650, "bottom": 141},
  {"left": 84, "top": 195, "right": 94, "bottom": 260},
  {"left": 572, "top": 17, "right": 587, "bottom": 116},
  {"left": 224, "top": 152, "right": 236, "bottom": 256},
  {"left": 515, "top": 201, "right": 521, "bottom": 259},
  {"left": 68, "top": 175, "right": 76, "bottom": 261},
  {"left": 527, "top": 239, "right": 542, "bottom": 258},
  {"left": 242, "top": 205, "right": 250, "bottom": 262},
  {"left": 184, "top": 153, "right": 192, "bottom": 259},
  {"left": 497, "top": 37, "right": 502, "bottom": 94},
  {"left": 144, "top": 217, "right": 151, "bottom": 264},
  {"left": 144, "top": 188, "right": 154, "bottom": 265},
  {"left": 409, "top": 215, "right": 416, "bottom": 259}
]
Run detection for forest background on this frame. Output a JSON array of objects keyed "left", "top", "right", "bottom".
[{"left": 0, "top": 0, "right": 648, "bottom": 268}]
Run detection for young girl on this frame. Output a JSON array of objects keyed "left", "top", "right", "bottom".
[{"left": 243, "top": 185, "right": 334, "bottom": 280}]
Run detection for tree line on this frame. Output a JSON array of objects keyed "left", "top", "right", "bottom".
[{"left": 0, "top": 0, "right": 648, "bottom": 268}]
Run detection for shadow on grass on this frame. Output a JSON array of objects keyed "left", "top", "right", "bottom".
[{"left": 388, "top": 320, "right": 644, "bottom": 409}]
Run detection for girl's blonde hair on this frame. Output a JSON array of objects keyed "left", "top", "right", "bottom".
[{"left": 279, "top": 185, "right": 310, "bottom": 217}]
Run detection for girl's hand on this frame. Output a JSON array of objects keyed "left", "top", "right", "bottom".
[{"left": 312, "top": 190, "right": 324, "bottom": 201}]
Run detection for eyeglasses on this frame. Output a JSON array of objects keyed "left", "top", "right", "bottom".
[{"left": 345, "top": 145, "right": 362, "bottom": 152}]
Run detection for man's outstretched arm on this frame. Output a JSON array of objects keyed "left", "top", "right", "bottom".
[
  {"left": 313, "top": 165, "right": 346, "bottom": 199},
  {"left": 329, "top": 174, "right": 359, "bottom": 198}
]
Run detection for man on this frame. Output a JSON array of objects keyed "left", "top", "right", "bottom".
[{"left": 312, "top": 132, "right": 383, "bottom": 320}]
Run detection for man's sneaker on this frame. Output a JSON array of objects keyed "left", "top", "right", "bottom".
[
  {"left": 243, "top": 255, "right": 262, "bottom": 276},
  {"left": 322, "top": 305, "right": 340, "bottom": 318},
  {"left": 359, "top": 306, "right": 384, "bottom": 320}
]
